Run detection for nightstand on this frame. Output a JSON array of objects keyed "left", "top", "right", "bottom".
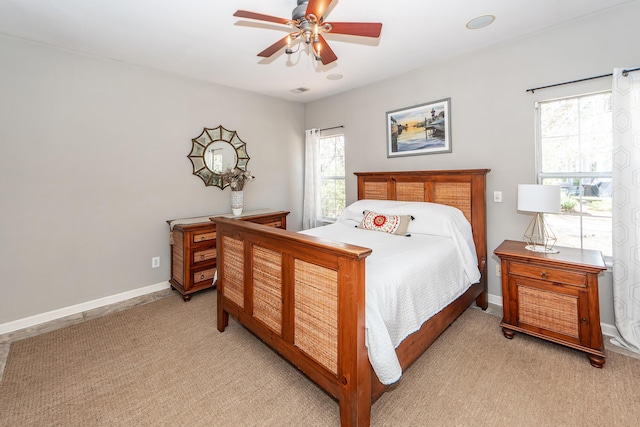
[
  {"left": 494, "top": 240, "right": 607, "bottom": 367},
  {"left": 167, "top": 210, "right": 289, "bottom": 301}
]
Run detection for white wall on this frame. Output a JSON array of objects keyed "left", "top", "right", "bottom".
[
  {"left": 0, "top": 35, "right": 304, "bottom": 325},
  {"left": 304, "top": 1, "right": 640, "bottom": 327}
]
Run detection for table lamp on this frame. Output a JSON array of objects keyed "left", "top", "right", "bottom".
[{"left": 517, "top": 184, "right": 561, "bottom": 253}]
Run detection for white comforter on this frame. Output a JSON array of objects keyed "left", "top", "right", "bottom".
[{"left": 300, "top": 200, "right": 480, "bottom": 385}]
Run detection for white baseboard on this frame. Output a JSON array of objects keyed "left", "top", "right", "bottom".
[
  {"left": 487, "top": 292, "right": 503, "bottom": 307},
  {"left": 601, "top": 323, "right": 620, "bottom": 340},
  {"left": 0, "top": 281, "right": 171, "bottom": 335},
  {"left": 1, "top": 285, "right": 620, "bottom": 342},
  {"left": 486, "top": 292, "right": 618, "bottom": 339}
]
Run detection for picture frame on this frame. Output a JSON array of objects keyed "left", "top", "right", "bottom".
[{"left": 386, "top": 98, "right": 452, "bottom": 157}]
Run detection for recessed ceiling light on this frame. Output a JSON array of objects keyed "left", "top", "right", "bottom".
[
  {"left": 327, "top": 74, "right": 343, "bottom": 80},
  {"left": 466, "top": 15, "right": 495, "bottom": 30}
]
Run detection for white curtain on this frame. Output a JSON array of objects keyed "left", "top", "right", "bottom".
[
  {"left": 611, "top": 67, "right": 640, "bottom": 353},
  {"left": 302, "top": 128, "right": 322, "bottom": 230}
]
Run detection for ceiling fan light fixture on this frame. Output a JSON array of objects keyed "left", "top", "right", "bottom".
[
  {"left": 234, "top": 1, "right": 382, "bottom": 66},
  {"left": 286, "top": 35, "right": 292, "bottom": 54},
  {"left": 466, "top": 14, "right": 495, "bottom": 30}
]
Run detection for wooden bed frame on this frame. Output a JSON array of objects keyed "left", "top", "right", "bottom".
[{"left": 213, "top": 169, "right": 490, "bottom": 426}]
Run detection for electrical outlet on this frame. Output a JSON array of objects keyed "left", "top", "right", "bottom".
[
  {"left": 152, "top": 256, "right": 160, "bottom": 268},
  {"left": 493, "top": 191, "right": 503, "bottom": 203},
  {"left": 495, "top": 264, "right": 501, "bottom": 277}
]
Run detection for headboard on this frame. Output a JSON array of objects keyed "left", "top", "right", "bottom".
[{"left": 354, "top": 169, "right": 490, "bottom": 268}]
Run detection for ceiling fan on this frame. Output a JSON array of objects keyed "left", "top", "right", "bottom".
[{"left": 233, "top": 0, "right": 382, "bottom": 65}]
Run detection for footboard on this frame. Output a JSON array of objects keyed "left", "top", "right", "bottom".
[{"left": 213, "top": 217, "right": 373, "bottom": 426}]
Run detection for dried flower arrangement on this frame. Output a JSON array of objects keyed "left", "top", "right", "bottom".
[{"left": 220, "top": 167, "right": 254, "bottom": 191}]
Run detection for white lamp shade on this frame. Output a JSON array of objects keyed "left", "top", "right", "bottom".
[{"left": 517, "top": 184, "right": 561, "bottom": 213}]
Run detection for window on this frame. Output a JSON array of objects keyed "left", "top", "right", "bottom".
[
  {"left": 319, "top": 134, "right": 346, "bottom": 221},
  {"left": 536, "top": 91, "right": 612, "bottom": 257}
]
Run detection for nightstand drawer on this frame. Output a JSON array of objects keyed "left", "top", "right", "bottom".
[
  {"left": 508, "top": 262, "right": 587, "bottom": 288},
  {"left": 193, "top": 248, "right": 216, "bottom": 264},
  {"left": 193, "top": 231, "right": 216, "bottom": 244},
  {"left": 193, "top": 267, "right": 216, "bottom": 284}
]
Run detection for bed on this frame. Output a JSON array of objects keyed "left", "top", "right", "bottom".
[{"left": 212, "top": 169, "right": 490, "bottom": 426}]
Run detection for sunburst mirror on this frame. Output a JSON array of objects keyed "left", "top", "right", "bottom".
[{"left": 188, "top": 125, "right": 250, "bottom": 189}]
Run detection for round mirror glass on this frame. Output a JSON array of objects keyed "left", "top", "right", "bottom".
[
  {"left": 204, "top": 141, "right": 238, "bottom": 174},
  {"left": 188, "top": 125, "right": 250, "bottom": 189}
]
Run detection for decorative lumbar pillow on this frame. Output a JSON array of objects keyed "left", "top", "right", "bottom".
[{"left": 357, "top": 210, "right": 412, "bottom": 236}]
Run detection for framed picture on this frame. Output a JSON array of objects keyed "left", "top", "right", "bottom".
[{"left": 386, "top": 98, "right": 451, "bottom": 157}]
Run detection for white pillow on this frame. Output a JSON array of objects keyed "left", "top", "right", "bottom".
[
  {"left": 338, "top": 199, "right": 479, "bottom": 267},
  {"left": 339, "top": 199, "right": 469, "bottom": 238}
]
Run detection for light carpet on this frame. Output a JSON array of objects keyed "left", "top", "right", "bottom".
[{"left": 1, "top": 289, "right": 639, "bottom": 426}]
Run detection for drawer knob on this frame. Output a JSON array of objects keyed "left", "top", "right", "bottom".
[
  {"left": 200, "top": 254, "right": 205, "bottom": 260},
  {"left": 541, "top": 271, "right": 548, "bottom": 279},
  {"left": 200, "top": 274, "right": 205, "bottom": 279},
  {"left": 200, "top": 236, "right": 205, "bottom": 241},
  {"left": 581, "top": 317, "right": 589, "bottom": 325}
]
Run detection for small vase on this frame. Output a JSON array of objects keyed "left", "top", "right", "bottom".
[{"left": 231, "top": 190, "right": 243, "bottom": 216}]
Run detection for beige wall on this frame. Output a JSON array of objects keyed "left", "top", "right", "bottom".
[
  {"left": 0, "top": 35, "right": 304, "bottom": 325},
  {"left": 304, "top": 2, "right": 640, "bottom": 328}
]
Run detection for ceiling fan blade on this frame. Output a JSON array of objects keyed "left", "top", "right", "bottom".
[
  {"left": 316, "top": 34, "right": 338, "bottom": 65},
  {"left": 306, "top": 0, "right": 333, "bottom": 21},
  {"left": 234, "top": 10, "right": 291, "bottom": 26},
  {"left": 257, "top": 35, "right": 290, "bottom": 58},
  {"left": 324, "top": 22, "right": 382, "bottom": 38}
]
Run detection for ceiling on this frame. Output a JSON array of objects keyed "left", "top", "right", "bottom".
[{"left": 0, "top": 0, "right": 633, "bottom": 103}]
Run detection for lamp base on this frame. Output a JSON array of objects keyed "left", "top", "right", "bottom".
[
  {"left": 525, "top": 244, "right": 559, "bottom": 254},
  {"left": 523, "top": 212, "right": 559, "bottom": 254}
]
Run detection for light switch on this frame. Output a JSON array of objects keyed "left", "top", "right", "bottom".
[{"left": 493, "top": 191, "right": 503, "bottom": 203}]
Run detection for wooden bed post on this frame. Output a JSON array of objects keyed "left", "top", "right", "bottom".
[
  {"left": 470, "top": 172, "right": 489, "bottom": 310},
  {"left": 217, "top": 288, "right": 229, "bottom": 332},
  {"left": 337, "top": 257, "right": 371, "bottom": 427},
  {"left": 476, "top": 257, "right": 489, "bottom": 310},
  {"left": 216, "top": 250, "right": 229, "bottom": 332}
]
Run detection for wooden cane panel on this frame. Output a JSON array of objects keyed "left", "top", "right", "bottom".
[
  {"left": 396, "top": 182, "right": 426, "bottom": 201},
  {"left": 434, "top": 182, "right": 472, "bottom": 222},
  {"left": 294, "top": 259, "right": 339, "bottom": 375},
  {"left": 252, "top": 245, "right": 283, "bottom": 334},
  {"left": 518, "top": 285, "right": 579, "bottom": 338},
  {"left": 222, "top": 236, "right": 244, "bottom": 308},
  {"left": 171, "top": 230, "right": 185, "bottom": 284},
  {"left": 363, "top": 181, "right": 388, "bottom": 200}
]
